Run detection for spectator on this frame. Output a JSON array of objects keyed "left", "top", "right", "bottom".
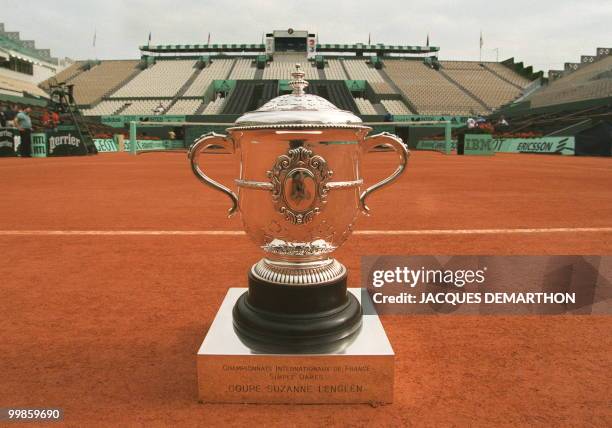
[
  {"left": 0, "top": 106, "right": 6, "bottom": 127},
  {"left": 51, "top": 111, "right": 60, "bottom": 129},
  {"left": 497, "top": 115, "right": 509, "bottom": 128},
  {"left": 42, "top": 110, "right": 51, "bottom": 128},
  {"left": 5, "top": 105, "right": 18, "bottom": 127},
  {"left": 467, "top": 118, "right": 477, "bottom": 129},
  {"left": 15, "top": 107, "right": 33, "bottom": 157},
  {"left": 153, "top": 102, "right": 165, "bottom": 115}
]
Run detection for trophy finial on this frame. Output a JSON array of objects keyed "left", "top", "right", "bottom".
[{"left": 289, "top": 63, "right": 308, "bottom": 95}]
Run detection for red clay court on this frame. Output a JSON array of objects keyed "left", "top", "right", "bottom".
[{"left": 1, "top": 151, "right": 611, "bottom": 426}]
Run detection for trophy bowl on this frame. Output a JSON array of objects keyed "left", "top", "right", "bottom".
[{"left": 189, "top": 64, "right": 409, "bottom": 351}]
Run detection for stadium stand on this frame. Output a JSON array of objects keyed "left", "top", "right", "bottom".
[
  {"left": 110, "top": 59, "right": 196, "bottom": 98},
  {"left": 440, "top": 61, "right": 524, "bottom": 109},
  {"left": 343, "top": 59, "right": 394, "bottom": 94},
  {"left": 183, "top": 59, "right": 234, "bottom": 96},
  {"left": 1, "top": 73, "right": 48, "bottom": 98},
  {"left": 229, "top": 58, "right": 256, "bottom": 79},
  {"left": 19, "top": 27, "right": 612, "bottom": 157},
  {"left": 201, "top": 97, "right": 226, "bottom": 114},
  {"left": 486, "top": 49, "right": 611, "bottom": 156},
  {"left": 80, "top": 99, "right": 127, "bottom": 116},
  {"left": 384, "top": 59, "right": 489, "bottom": 115},
  {"left": 526, "top": 55, "right": 612, "bottom": 108},
  {"left": 308, "top": 81, "right": 358, "bottom": 112},
  {"left": 66, "top": 60, "right": 140, "bottom": 106},
  {"left": 530, "top": 79, "right": 612, "bottom": 108},
  {"left": 39, "top": 29, "right": 539, "bottom": 120},
  {"left": 263, "top": 54, "right": 318, "bottom": 79},
  {"left": 165, "top": 99, "right": 203, "bottom": 115},
  {"left": 222, "top": 80, "right": 277, "bottom": 114},
  {"left": 484, "top": 62, "right": 531, "bottom": 88},
  {"left": 354, "top": 97, "right": 377, "bottom": 115},
  {"left": 381, "top": 99, "right": 412, "bottom": 115},
  {"left": 120, "top": 99, "right": 171, "bottom": 115},
  {"left": 39, "top": 61, "right": 85, "bottom": 90},
  {"left": 324, "top": 60, "right": 348, "bottom": 80}
]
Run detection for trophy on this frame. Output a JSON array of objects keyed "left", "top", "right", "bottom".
[{"left": 189, "top": 65, "right": 409, "bottom": 352}]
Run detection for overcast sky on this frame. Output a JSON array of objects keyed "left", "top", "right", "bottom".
[{"left": 3, "top": 0, "right": 611, "bottom": 73}]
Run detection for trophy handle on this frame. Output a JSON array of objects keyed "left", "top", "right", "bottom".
[
  {"left": 360, "top": 132, "right": 410, "bottom": 215},
  {"left": 188, "top": 132, "right": 239, "bottom": 217}
]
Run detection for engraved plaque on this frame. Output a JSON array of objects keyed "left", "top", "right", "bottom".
[{"left": 197, "top": 289, "right": 394, "bottom": 404}]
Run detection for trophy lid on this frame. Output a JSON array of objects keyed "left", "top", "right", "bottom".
[{"left": 231, "top": 64, "right": 365, "bottom": 129}]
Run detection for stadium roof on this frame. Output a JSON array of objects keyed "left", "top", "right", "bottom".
[
  {"left": 0, "top": 33, "right": 57, "bottom": 65},
  {"left": 139, "top": 43, "right": 439, "bottom": 54}
]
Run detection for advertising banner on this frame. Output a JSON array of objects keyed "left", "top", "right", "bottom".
[
  {"left": 93, "top": 139, "right": 118, "bottom": 152},
  {"left": 307, "top": 35, "right": 317, "bottom": 59},
  {"left": 416, "top": 140, "right": 457, "bottom": 151},
  {"left": 123, "top": 140, "right": 184, "bottom": 151},
  {"left": 46, "top": 131, "right": 88, "bottom": 156},
  {"left": 394, "top": 115, "right": 468, "bottom": 127},
  {"left": 418, "top": 136, "right": 576, "bottom": 156},
  {"left": 265, "top": 36, "right": 274, "bottom": 55},
  {"left": 31, "top": 133, "right": 47, "bottom": 157},
  {"left": 491, "top": 137, "right": 575, "bottom": 155},
  {"left": 94, "top": 139, "right": 184, "bottom": 152},
  {"left": 464, "top": 133, "right": 494, "bottom": 155},
  {"left": 101, "top": 115, "right": 186, "bottom": 128},
  {"left": 0, "top": 127, "right": 17, "bottom": 157}
]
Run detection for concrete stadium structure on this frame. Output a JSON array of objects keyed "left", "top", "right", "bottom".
[{"left": 39, "top": 29, "right": 552, "bottom": 118}]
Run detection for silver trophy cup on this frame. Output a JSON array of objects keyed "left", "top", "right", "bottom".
[{"left": 189, "top": 65, "right": 409, "bottom": 351}]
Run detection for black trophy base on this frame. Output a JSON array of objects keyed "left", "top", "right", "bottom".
[{"left": 232, "top": 271, "right": 363, "bottom": 353}]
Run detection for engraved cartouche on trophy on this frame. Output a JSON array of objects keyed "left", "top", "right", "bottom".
[{"left": 191, "top": 65, "right": 408, "bottom": 403}]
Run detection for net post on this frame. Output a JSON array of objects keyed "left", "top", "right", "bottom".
[
  {"left": 129, "top": 121, "right": 137, "bottom": 155},
  {"left": 444, "top": 121, "right": 452, "bottom": 155}
]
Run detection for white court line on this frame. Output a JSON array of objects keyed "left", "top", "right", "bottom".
[
  {"left": 355, "top": 227, "right": 612, "bottom": 235},
  {"left": 0, "top": 227, "right": 611, "bottom": 236}
]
